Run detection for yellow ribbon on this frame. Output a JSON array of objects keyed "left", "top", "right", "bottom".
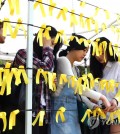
[
  {"left": 109, "top": 80, "right": 115, "bottom": 92},
  {"left": 104, "top": 10, "right": 110, "bottom": 19},
  {"left": 12, "top": 18, "right": 27, "bottom": 38},
  {"left": 81, "top": 109, "right": 92, "bottom": 123},
  {"left": 94, "top": 7, "right": 100, "bottom": 16},
  {"left": 32, "top": 110, "right": 45, "bottom": 126},
  {"left": 34, "top": 0, "right": 46, "bottom": 17},
  {"left": 92, "top": 19, "right": 99, "bottom": 33},
  {"left": 59, "top": 74, "right": 68, "bottom": 85},
  {"left": 54, "top": 30, "right": 63, "bottom": 44},
  {"left": 115, "top": 90, "right": 120, "bottom": 102},
  {"left": 113, "top": 44, "right": 119, "bottom": 59},
  {"left": 56, "top": 7, "right": 68, "bottom": 21},
  {"left": 87, "top": 73, "right": 95, "bottom": 89},
  {"left": 70, "top": 10, "right": 78, "bottom": 27},
  {"left": 48, "top": 72, "right": 56, "bottom": 91},
  {"left": 3, "top": 18, "right": 13, "bottom": 37},
  {"left": 37, "top": 24, "right": 46, "bottom": 46},
  {"left": 0, "top": 62, "right": 11, "bottom": 95},
  {"left": 43, "top": 27, "right": 51, "bottom": 40},
  {"left": 56, "top": 107, "right": 66, "bottom": 123},
  {"left": 7, "top": 0, "right": 20, "bottom": 15},
  {"left": 99, "top": 79, "right": 108, "bottom": 91},
  {"left": 80, "top": 1, "right": 86, "bottom": 7},
  {"left": 101, "top": 23, "right": 107, "bottom": 31},
  {"left": 75, "top": 77, "right": 83, "bottom": 95},
  {"left": 93, "top": 108, "right": 106, "bottom": 119},
  {"left": 0, "top": 67, "right": 4, "bottom": 86},
  {"left": 82, "top": 74, "right": 89, "bottom": 91},
  {"left": 49, "top": 0, "right": 56, "bottom": 16},
  {"left": 17, "top": 66, "right": 28, "bottom": 84},
  {"left": 85, "top": 18, "right": 91, "bottom": 31},
  {"left": 0, "top": 112, "right": 7, "bottom": 132},
  {"left": 68, "top": 76, "right": 76, "bottom": 88},
  {"left": 36, "top": 69, "right": 48, "bottom": 84},
  {"left": 109, "top": 42, "right": 113, "bottom": 56},
  {"left": 91, "top": 40, "right": 99, "bottom": 56},
  {"left": 9, "top": 109, "right": 20, "bottom": 130},
  {"left": 79, "top": 13, "right": 85, "bottom": 28},
  {"left": 0, "top": 0, "right": 2, "bottom": 8},
  {"left": 106, "top": 112, "right": 114, "bottom": 124}
]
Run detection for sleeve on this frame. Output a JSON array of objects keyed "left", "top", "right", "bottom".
[
  {"left": 114, "top": 64, "right": 120, "bottom": 106},
  {"left": 13, "top": 47, "right": 54, "bottom": 71},
  {"left": 57, "top": 57, "right": 102, "bottom": 101},
  {"left": 77, "top": 95, "right": 97, "bottom": 109}
]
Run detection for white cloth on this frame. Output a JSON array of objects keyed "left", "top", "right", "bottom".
[
  {"left": 94, "top": 61, "right": 120, "bottom": 119},
  {"left": 95, "top": 61, "right": 120, "bottom": 107},
  {"left": 54, "top": 56, "right": 101, "bottom": 102}
]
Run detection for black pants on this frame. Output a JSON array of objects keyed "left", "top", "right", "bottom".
[{"left": 4, "top": 114, "right": 49, "bottom": 134}]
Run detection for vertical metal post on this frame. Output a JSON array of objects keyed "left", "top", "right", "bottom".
[{"left": 25, "top": 0, "right": 34, "bottom": 134}]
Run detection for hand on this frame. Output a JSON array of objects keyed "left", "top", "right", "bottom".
[
  {"left": 109, "top": 99, "right": 118, "bottom": 112},
  {"left": 100, "top": 95, "right": 111, "bottom": 112},
  {"left": 93, "top": 104, "right": 99, "bottom": 110}
]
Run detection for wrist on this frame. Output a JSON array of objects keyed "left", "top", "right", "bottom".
[
  {"left": 113, "top": 98, "right": 118, "bottom": 106},
  {"left": 100, "top": 95, "right": 105, "bottom": 101}
]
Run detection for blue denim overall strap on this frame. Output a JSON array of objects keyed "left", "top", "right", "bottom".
[{"left": 50, "top": 84, "right": 82, "bottom": 134}]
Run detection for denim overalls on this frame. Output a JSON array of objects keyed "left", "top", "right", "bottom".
[{"left": 50, "top": 84, "right": 81, "bottom": 134}]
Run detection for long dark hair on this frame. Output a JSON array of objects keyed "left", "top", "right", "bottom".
[
  {"left": 59, "top": 34, "right": 88, "bottom": 57},
  {"left": 33, "top": 25, "right": 63, "bottom": 72},
  {"left": 0, "top": 22, "right": 3, "bottom": 29},
  {"left": 90, "top": 37, "right": 118, "bottom": 78}
]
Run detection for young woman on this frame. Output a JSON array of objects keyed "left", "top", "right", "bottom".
[
  {"left": 90, "top": 37, "right": 120, "bottom": 134},
  {"left": 50, "top": 34, "right": 111, "bottom": 134},
  {"left": 4, "top": 25, "right": 63, "bottom": 134}
]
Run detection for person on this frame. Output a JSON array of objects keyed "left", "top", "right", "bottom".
[
  {"left": 4, "top": 25, "right": 63, "bottom": 134},
  {"left": 0, "top": 21, "right": 5, "bottom": 43},
  {"left": 50, "top": 34, "right": 111, "bottom": 134},
  {"left": 90, "top": 37, "right": 120, "bottom": 134},
  {"left": 0, "top": 21, "right": 6, "bottom": 134}
]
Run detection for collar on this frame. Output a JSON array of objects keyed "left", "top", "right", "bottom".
[{"left": 105, "top": 61, "right": 112, "bottom": 68}]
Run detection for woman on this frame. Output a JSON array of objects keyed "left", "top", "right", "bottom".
[
  {"left": 90, "top": 37, "right": 120, "bottom": 134},
  {"left": 4, "top": 25, "right": 63, "bottom": 134},
  {"left": 50, "top": 34, "right": 111, "bottom": 134}
]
